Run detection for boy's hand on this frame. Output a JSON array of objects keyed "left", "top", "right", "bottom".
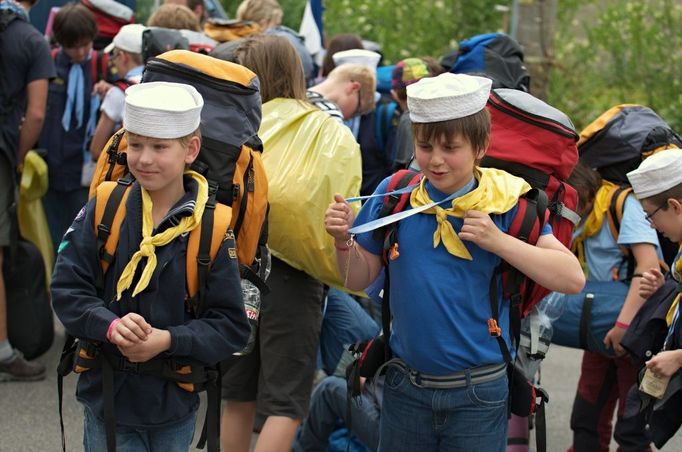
[
  {"left": 646, "top": 350, "right": 682, "bottom": 378},
  {"left": 325, "top": 193, "right": 355, "bottom": 243},
  {"left": 117, "top": 328, "right": 172, "bottom": 363},
  {"left": 92, "top": 80, "right": 112, "bottom": 98},
  {"left": 604, "top": 326, "right": 627, "bottom": 356},
  {"left": 639, "top": 268, "right": 665, "bottom": 299},
  {"left": 108, "top": 313, "right": 152, "bottom": 348},
  {"left": 458, "top": 210, "right": 503, "bottom": 252}
]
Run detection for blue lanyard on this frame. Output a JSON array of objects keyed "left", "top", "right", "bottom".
[{"left": 664, "top": 296, "right": 680, "bottom": 350}]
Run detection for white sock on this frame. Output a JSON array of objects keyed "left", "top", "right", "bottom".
[{"left": 0, "top": 340, "right": 14, "bottom": 362}]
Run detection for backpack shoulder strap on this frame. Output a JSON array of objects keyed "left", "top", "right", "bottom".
[
  {"left": 94, "top": 175, "right": 134, "bottom": 276},
  {"left": 374, "top": 101, "right": 399, "bottom": 152},
  {"left": 375, "top": 169, "right": 422, "bottom": 262},
  {"left": 606, "top": 185, "right": 633, "bottom": 254},
  {"left": 89, "top": 50, "right": 108, "bottom": 83},
  {"left": 186, "top": 191, "right": 233, "bottom": 316}
]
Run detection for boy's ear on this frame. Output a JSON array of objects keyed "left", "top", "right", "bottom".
[{"left": 184, "top": 136, "right": 201, "bottom": 164}]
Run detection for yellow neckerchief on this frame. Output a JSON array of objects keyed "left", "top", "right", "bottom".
[
  {"left": 571, "top": 180, "right": 618, "bottom": 275},
  {"left": 115, "top": 170, "right": 209, "bottom": 300},
  {"left": 409, "top": 167, "right": 531, "bottom": 260},
  {"left": 667, "top": 294, "right": 680, "bottom": 327},
  {"left": 673, "top": 244, "right": 682, "bottom": 283}
]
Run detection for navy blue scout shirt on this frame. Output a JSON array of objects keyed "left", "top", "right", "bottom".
[
  {"left": 354, "top": 176, "right": 552, "bottom": 375},
  {"left": 51, "top": 176, "right": 250, "bottom": 428},
  {"left": 38, "top": 50, "right": 95, "bottom": 192}
]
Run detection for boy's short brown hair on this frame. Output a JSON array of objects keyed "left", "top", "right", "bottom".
[
  {"left": 412, "top": 108, "right": 491, "bottom": 153},
  {"left": 640, "top": 184, "right": 682, "bottom": 209},
  {"left": 53, "top": 3, "right": 97, "bottom": 48}
]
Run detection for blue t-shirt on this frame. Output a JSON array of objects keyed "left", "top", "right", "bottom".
[
  {"left": 354, "top": 176, "right": 552, "bottom": 375},
  {"left": 579, "top": 194, "right": 661, "bottom": 282}
]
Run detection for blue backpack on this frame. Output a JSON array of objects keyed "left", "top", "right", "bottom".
[{"left": 448, "top": 32, "right": 530, "bottom": 92}]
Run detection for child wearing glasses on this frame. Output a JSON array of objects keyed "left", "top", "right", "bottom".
[{"left": 568, "top": 158, "right": 662, "bottom": 451}]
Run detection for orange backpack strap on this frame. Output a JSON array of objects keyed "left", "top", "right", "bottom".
[
  {"left": 186, "top": 192, "right": 233, "bottom": 315},
  {"left": 94, "top": 175, "right": 134, "bottom": 276}
]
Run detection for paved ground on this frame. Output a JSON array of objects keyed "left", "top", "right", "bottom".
[{"left": 1, "top": 324, "right": 681, "bottom": 451}]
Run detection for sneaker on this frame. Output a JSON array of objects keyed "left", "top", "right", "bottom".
[{"left": 0, "top": 351, "right": 46, "bottom": 382}]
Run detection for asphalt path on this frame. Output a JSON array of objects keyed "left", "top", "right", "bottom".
[{"left": 1, "top": 324, "right": 681, "bottom": 451}]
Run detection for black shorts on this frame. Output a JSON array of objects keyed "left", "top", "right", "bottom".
[
  {"left": 0, "top": 153, "right": 15, "bottom": 247},
  {"left": 222, "top": 257, "right": 324, "bottom": 419}
]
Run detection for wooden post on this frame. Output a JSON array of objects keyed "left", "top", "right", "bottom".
[{"left": 514, "top": 0, "right": 558, "bottom": 100}]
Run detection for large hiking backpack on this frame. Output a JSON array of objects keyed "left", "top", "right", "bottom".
[
  {"left": 578, "top": 104, "right": 682, "bottom": 265},
  {"left": 80, "top": 0, "right": 135, "bottom": 50},
  {"left": 484, "top": 88, "right": 580, "bottom": 314},
  {"left": 203, "top": 18, "right": 261, "bottom": 43},
  {"left": 578, "top": 104, "right": 682, "bottom": 185},
  {"left": 89, "top": 50, "right": 268, "bottom": 276},
  {"left": 447, "top": 32, "right": 531, "bottom": 92}
]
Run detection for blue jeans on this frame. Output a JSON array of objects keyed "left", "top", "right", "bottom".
[
  {"left": 319, "top": 288, "right": 380, "bottom": 376},
  {"left": 379, "top": 365, "right": 508, "bottom": 452},
  {"left": 293, "top": 376, "right": 381, "bottom": 452},
  {"left": 83, "top": 408, "right": 197, "bottom": 452}
]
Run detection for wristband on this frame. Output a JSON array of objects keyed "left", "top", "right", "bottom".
[
  {"left": 106, "top": 318, "right": 121, "bottom": 342},
  {"left": 615, "top": 320, "right": 630, "bottom": 330}
]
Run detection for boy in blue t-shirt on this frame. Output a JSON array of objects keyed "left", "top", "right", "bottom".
[
  {"left": 324, "top": 72, "right": 585, "bottom": 451},
  {"left": 51, "top": 82, "right": 250, "bottom": 451}
]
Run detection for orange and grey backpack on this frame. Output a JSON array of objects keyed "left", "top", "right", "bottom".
[{"left": 58, "top": 50, "right": 269, "bottom": 452}]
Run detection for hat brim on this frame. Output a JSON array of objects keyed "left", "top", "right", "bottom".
[{"left": 103, "top": 42, "right": 116, "bottom": 54}]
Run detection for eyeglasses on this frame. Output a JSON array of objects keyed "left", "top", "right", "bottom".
[{"left": 644, "top": 203, "right": 666, "bottom": 224}]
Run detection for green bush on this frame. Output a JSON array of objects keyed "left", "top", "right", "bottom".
[{"left": 550, "top": 0, "right": 682, "bottom": 132}]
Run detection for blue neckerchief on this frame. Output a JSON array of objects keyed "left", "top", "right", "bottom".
[
  {"left": 0, "top": 1, "right": 28, "bottom": 21},
  {"left": 61, "top": 49, "right": 94, "bottom": 131}
]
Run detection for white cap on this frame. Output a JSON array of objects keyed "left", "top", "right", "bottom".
[
  {"left": 104, "top": 24, "right": 146, "bottom": 55},
  {"left": 124, "top": 82, "right": 203, "bottom": 139},
  {"left": 332, "top": 49, "right": 381, "bottom": 71},
  {"left": 627, "top": 148, "right": 682, "bottom": 199},
  {"left": 407, "top": 73, "right": 492, "bottom": 123}
]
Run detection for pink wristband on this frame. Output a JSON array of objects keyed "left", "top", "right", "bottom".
[
  {"left": 106, "top": 318, "right": 121, "bottom": 342},
  {"left": 615, "top": 320, "right": 630, "bottom": 330}
]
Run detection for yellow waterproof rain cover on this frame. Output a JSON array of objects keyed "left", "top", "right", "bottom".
[
  {"left": 18, "top": 151, "right": 54, "bottom": 284},
  {"left": 260, "top": 98, "right": 362, "bottom": 291}
]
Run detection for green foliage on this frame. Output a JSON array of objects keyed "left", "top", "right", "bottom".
[
  {"left": 323, "top": 0, "right": 504, "bottom": 64},
  {"left": 550, "top": 0, "right": 682, "bottom": 132}
]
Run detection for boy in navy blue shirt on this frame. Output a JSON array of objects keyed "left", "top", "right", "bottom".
[
  {"left": 324, "top": 73, "right": 585, "bottom": 451},
  {"left": 51, "top": 82, "right": 249, "bottom": 451}
]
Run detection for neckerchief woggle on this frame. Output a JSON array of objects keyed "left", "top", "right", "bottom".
[{"left": 346, "top": 177, "right": 476, "bottom": 235}]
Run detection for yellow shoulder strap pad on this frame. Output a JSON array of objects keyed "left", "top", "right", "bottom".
[
  {"left": 94, "top": 181, "right": 131, "bottom": 275},
  {"left": 186, "top": 202, "right": 233, "bottom": 299}
]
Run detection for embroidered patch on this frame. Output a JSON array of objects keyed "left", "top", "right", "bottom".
[
  {"left": 228, "top": 248, "right": 237, "bottom": 260},
  {"left": 224, "top": 230, "right": 235, "bottom": 241},
  {"left": 73, "top": 206, "right": 86, "bottom": 223}
]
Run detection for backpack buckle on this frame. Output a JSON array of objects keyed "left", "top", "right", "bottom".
[
  {"left": 487, "top": 318, "right": 501, "bottom": 337},
  {"left": 120, "top": 358, "right": 139, "bottom": 373}
]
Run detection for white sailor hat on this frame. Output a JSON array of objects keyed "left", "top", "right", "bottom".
[
  {"left": 332, "top": 49, "right": 381, "bottom": 71},
  {"left": 627, "top": 148, "right": 682, "bottom": 199},
  {"left": 407, "top": 73, "right": 492, "bottom": 123},
  {"left": 124, "top": 82, "right": 203, "bottom": 139}
]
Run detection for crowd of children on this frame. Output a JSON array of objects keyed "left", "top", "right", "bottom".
[{"left": 0, "top": 0, "right": 681, "bottom": 451}]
